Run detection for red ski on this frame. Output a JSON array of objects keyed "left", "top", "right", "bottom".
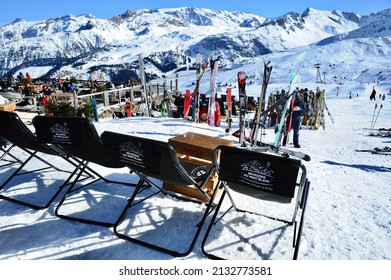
[{"left": 183, "top": 89, "right": 192, "bottom": 119}]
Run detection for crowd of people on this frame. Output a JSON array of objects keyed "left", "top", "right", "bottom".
[{"left": 1, "top": 71, "right": 333, "bottom": 149}]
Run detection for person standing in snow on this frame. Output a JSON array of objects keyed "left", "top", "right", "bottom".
[
  {"left": 6, "top": 72, "right": 14, "bottom": 86},
  {"left": 173, "top": 93, "right": 184, "bottom": 118},
  {"left": 17, "top": 72, "right": 24, "bottom": 82},
  {"left": 291, "top": 92, "right": 306, "bottom": 148},
  {"left": 370, "top": 86, "right": 376, "bottom": 100},
  {"left": 26, "top": 72, "right": 32, "bottom": 83}
]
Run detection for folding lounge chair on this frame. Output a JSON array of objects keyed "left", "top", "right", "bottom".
[
  {"left": 32, "top": 116, "right": 138, "bottom": 227},
  {"left": 201, "top": 145, "right": 310, "bottom": 260},
  {"left": 0, "top": 111, "right": 82, "bottom": 210},
  {"left": 0, "top": 135, "right": 23, "bottom": 168},
  {"left": 100, "top": 131, "right": 215, "bottom": 257}
]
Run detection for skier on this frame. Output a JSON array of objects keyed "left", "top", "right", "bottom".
[
  {"left": 370, "top": 86, "right": 376, "bottom": 100},
  {"left": 174, "top": 93, "right": 184, "bottom": 118},
  {"left": 291, "top": 92, "right": 306, "bottom": 148}
]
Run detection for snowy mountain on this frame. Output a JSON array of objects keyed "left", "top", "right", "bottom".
[
  {"left": 1, "top": 7, "right": 391, "bottom": 265},
  {"left": 0, "top": 7, "right": 391, "bottom": 84}
]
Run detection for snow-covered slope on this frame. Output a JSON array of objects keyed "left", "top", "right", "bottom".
[{"left": 0, "top": 82, "right": 390, "bottom": 261}]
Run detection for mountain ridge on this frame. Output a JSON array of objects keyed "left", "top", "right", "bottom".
[{"left": 0, "top": 6, "right": 390, "bottom": 84}]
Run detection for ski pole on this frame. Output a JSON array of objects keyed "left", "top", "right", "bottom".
[
  {"left": 370, "top": 104, "right": 377, "bottom": 129},
  {"left": 371, "top": 104, "right": 383, "bottom": 130},
  {"left": 324, "top": 101, "right": 335, "bottom": 124}
]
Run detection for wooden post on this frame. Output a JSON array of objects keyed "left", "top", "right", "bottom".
[
  {"left": 138, "top": 54, "right": 151, "bottom": 117},
  {"left": 103, "top": 91, "right": 109, "bottom": 106}
]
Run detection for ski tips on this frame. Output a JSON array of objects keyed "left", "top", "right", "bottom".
[
  {"left": 303, "top": 154, "right": 311, "bottom": 161},
  {"left": 290, "top": 72, "right": 298, "bottom": 81},
  {"left": 237, "top": 71, "right": 247, "bottom": 79}
]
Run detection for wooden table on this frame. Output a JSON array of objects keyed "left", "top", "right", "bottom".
[
  {"left": 168, "top": 131, "right": 234, "bottom": 164},
  {"left": 164, "top": 132, "right": 234, "bottom": 202}
]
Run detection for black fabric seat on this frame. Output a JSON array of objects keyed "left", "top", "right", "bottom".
[
  {"left": 0, "top": 111, "right": 83, "bottom": 209},
  {"left": 201, "top": 145, "right": 310, "bottom": 260},
  {"left": 101, "top": 131, "right": 215, "bottom": 257},
  {"left": 32, "top": 116, "right": 138, "bottom": 227}
]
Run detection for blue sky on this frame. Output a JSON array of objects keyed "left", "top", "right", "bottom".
[{"left": 1, "top": 0, "right": 390, "bottom": 27}]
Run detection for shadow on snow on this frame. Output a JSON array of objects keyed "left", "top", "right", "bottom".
[{"left": 321, "top": 160, "right": 391, "bottom": 173}]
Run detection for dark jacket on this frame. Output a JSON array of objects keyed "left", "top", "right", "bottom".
[{"left": 292, "top": 95, "right": 306, "bottom": 120}]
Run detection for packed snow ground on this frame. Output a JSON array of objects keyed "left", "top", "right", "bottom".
[{"left": 0, "top": 82, "right": 390, "bottom": 261}]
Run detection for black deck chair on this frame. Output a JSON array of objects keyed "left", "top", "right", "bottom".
[
  {"left": 101, "top": 131, "right": 215, "bottom": 257},
  {"left": 201, "top": 145, "right": 310, "bottom": 260},
  {"left": 0, "top": 135, "right": 23, "bottom": 168},
  {"left": 32, "top": 116, "right": 138, "bottom": 227},
  {"left": 0, "top": 111, "right": 84, "bottom": 210}
]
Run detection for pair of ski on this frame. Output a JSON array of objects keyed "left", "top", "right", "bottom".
[
  {"left": 208, "top": 56, "right": 220, "bottom": 127},
  {"left": 235, "top": 61, "right": 273, "bottom": 145},
  {"left": 356, "top": 146, "right": 391, "bottom": 155},
  {"left": 183, "top": 54, "right": 220, "bottom": 126},
  {"left": 183, "top": 54, "right": 209, "bottom": 122},
  {"left": 270, "top": 72, "right": 310, "bottom": 161},
  {"left": 273, "top": 72, "right": 298, "bottom": 147},
  {"left": 367, "top": 128, "right": 391, "bottom": 138},
  {"left": 249, "top": 61, "right": 273, "bottom": 145}
]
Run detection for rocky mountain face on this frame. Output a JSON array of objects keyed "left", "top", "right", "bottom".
[{"left": 0, "top": 7, "right": 389, "bottom": 83}]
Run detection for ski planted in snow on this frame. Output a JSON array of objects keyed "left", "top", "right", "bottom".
[
  {"left": 273, "top": 72, "right": 298, "bottom": 148},
  {"left": 237, "top": 71, "right": 247, "bottom": 145},
  {"left": 92, "top": 97, "right": 99, "bottom": 122},
  {"left": 282, "top": 92, "right": 296, "bottom": 146},
  {"left": 183, "top": 54, "right": 209, "bottom": 122},
  {"left": 318, "top": 89, "right": 326, "bottom": 130},
  {"left": 250, "top": 61, "right": 273, "bottom": 146},
  {"left": 209, "top": 56, "right": 220, "bottom": 127},
  {"left": 183, "top": 89, "right": 192, "bottom": 119}
]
